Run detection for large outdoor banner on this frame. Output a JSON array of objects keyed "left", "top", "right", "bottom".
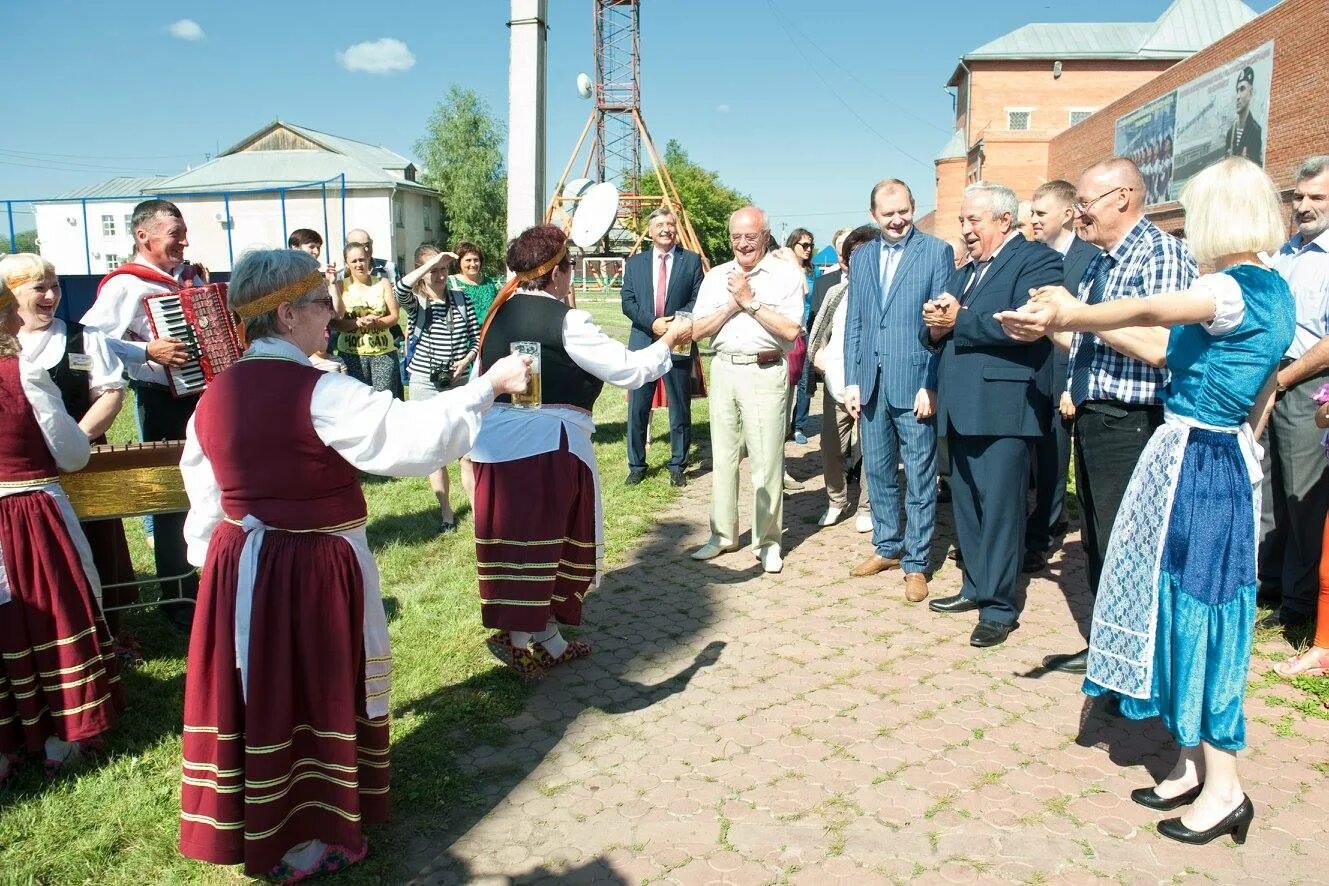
[
  {"left": 1114, "top": 93, "right": 1177, "bottom": 206},
  {"left": 1113, "top": 40, "right": 1274, "bottom": 206}
]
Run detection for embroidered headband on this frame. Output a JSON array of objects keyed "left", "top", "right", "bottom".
[
  {"left": 2, "top": 271, "right": 37, "bottom": 291},
  {"left": 516, "top": 244, "right": 568, "bottom": 282},
  {"left": 234, "top": 271, "right": 326, "bottom": 319}
]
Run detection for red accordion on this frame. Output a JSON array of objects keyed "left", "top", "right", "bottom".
[{"left": 142, "top": 283, "right": 243, "bottom": 398}]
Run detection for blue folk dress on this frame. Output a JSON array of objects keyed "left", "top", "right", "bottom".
[{"left": 1083, "top": 265, "right": 1295, "bottom": 750}]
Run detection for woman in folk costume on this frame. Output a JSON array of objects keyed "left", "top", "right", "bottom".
[
  {"left": 472, "top": 225, "right": 691, "bottom": 678},
  {"left": 0, "top": 269, "right": 121, "bottom": 784},
  {"left": 177, "top": 249, "right": 530, "bottom": 882},
  {"left": 999, "top": 157, "right": 1294, "bottom": 846},
  {"left": 6, "top": 254, "right": 140, "bottom": 661}
]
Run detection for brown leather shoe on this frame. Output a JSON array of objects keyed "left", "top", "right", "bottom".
[
  {"left": 850, "top": 554, "right": 901, "bottom": 577},
  {"left": 904, "top": 572, "right": 929, "bottom": 603}
]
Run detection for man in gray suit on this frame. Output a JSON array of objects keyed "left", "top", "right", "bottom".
[{"left": 843, "top": 180, "right": 954, "bottom": 603}]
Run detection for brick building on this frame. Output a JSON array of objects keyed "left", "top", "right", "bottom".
[
  {"left": 923, "top": 0, "right": 1257, "bottom": 246},
  {"left": 1047, "top": 0, "right": 1329, "bottom": 235}
]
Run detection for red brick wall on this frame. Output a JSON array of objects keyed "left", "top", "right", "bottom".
[{"left": 1048, "top": 0, "right": 1329, "bottom": 233}]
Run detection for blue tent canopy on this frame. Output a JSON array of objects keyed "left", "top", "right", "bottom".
[{"left": 812, "top": 244, "right": 839, "bottom": 267}]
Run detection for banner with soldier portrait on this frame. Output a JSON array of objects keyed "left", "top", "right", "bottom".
[{"left": 1114, "top": 40, "right": 1274, "bottom": 206}]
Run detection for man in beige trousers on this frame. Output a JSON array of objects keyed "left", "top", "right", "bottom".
[{"left": 689, "top": 206, "right": 805, "bottom": 573}]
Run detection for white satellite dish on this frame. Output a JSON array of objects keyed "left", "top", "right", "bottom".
[
  {"left": 571, "top": 182, "right": 620, "bottom": 249},
  {"left": 576, "top": 72, "right": 593, "bottom": 99},
  {"left": 563, "top": 177, "right": 594, "bottom": 200}
]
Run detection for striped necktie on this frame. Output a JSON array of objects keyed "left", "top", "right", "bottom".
[{"left": 1068, "top": 254, "right": 1114, "bottom": 406}]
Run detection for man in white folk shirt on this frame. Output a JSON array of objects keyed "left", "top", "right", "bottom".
[
  {"left": 689, "top": 206, "right": 805, "bottom": 573},
  {"left": 82, "top": 198, "right": 200, "bottom": 630}
]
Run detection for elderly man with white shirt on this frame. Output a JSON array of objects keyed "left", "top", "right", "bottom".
[{"left": 689, "top": 206, "right": 805, "bottom": 573}]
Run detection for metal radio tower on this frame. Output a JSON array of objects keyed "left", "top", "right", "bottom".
[{"left": 547, "top": 0, "right": 707, "bottom": 264}]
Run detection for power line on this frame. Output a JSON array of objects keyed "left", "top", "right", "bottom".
[
  {"left": 762, "top": 0, "right": 935, "bottom": 172},
  {"left": 0, "top": 147, "right": 196, "bottom": 162}
]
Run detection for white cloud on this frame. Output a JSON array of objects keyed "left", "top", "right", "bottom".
[
  {"left": 336, "top": 38, "right": 416, "bottom": 75},
  {"left": 168, "top": 19, "right": 205, "bottom": 41},
  {"left": 716, "top": 104, "right": 731, "bottom": 113}
]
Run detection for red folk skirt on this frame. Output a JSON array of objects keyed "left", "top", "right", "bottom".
[
  {"left": 0, "top": 490, "right": 122, "bottom": 755},
  {"left": 474, "top": 445, "right": 597, "bottom": 632},
  {"left": 179, "top": 523, "right": 389, "bottom": 877}
]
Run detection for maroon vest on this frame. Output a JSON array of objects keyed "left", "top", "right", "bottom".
[
  {"left": 0, "top": 358, "right": 59, "bottom": 483},
  {"left": 193, "top": 357, "right": 366, "bottom": 530}
]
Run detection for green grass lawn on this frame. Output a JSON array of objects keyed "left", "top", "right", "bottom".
[{"left": 0, "top": 297, "right": 707, "bottom": 884}]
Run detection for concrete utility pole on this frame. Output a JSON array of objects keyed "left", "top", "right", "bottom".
[{"left": 507, "top": 0, "right": 548, "bottom": 241}]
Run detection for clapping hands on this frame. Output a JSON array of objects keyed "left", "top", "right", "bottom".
[{"left": 994, "top": 285, "right": 1078, "bottom": 341}]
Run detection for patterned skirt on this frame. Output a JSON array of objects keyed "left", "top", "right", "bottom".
[
  {"left": 1084, "top": 425, "right": 1258, "bottom": 750},
  {"left": 342, "top": 351, "right": 403, "bottom": 400},
  {"left": 179, "top": 523, "right": 389, "bottom": 876},
  {"left": 473, "top": 444, "right": 597, "bottom": 632},
  {"left": 0, "top": 489, "right": 122, "bottom": 755}
]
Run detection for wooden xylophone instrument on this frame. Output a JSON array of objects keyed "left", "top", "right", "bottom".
[
  {"left": 143, "top": 283, "right": 242, "bottom": 398},
  {"left": 62, "top": 441, "right": 188, "bottom": 521}
]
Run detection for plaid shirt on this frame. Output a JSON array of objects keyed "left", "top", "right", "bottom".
[{"left": 1067, "top": 217, "right": 1197, "bottom": 405}]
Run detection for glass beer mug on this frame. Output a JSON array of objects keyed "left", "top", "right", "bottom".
[
  {"left": 510, "top": 341, "right": 542, "bottom": 408},
  {"left": 670, "top": 311, "right": 693, "bottom": 356}
]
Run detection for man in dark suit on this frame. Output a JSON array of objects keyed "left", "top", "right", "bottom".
[
  {"left": 1023, "top": 180, "right": 1100, "bottom": 572},
  {"left": 622, "top": 207, "right": 704, "bottom": 486},
  {"left": 843, "top": 180, "right": 954, "bottom": 604},
  {"left": 922, "top": 182, "right": 1063, "bottom": 647}
]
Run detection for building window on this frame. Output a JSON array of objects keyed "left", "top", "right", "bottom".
[
  {"left": 424, "top": 205, "right": 432, "bottom": 231},
  {"left": 124, "top": 214, "right": 132, "bottom": 233},
  {"left": 106, "top": 254, "right": 121, "bottom": 269},
  {"left": 395, "top": 201, "right": 404, "bottom": 228},
  {"left": 101, "top": 214, "right": 116, "bottom": 236},
  {"left": 1069, "top": 109, "right": 1094, "bottom": 126},
  {"left": 1007, "top": 110, "right": 1031, "bottom": 131}
]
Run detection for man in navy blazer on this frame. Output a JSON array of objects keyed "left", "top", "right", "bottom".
[
  {"left": 1024, "top": 180, "right": 1101, "bottom": 572},
  {"left": 922, "top": 182, "right": 1063, "bottom": 647},
  {"left": 843, "top": 180, "right": 954, "bottom": 603},
  {"left": 622, "top": 207, "right": 704, "bottom": 486}
]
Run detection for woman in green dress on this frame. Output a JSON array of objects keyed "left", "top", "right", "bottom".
[{"left": 448, "top": 241, "right": 501, "bottom": 324}]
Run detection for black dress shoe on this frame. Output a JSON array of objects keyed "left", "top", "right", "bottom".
[
  {"left": 625, "top": 469, "right": 646, "bottom": 486},
  {"left": 1042, "top": 648, "right": 1088, "bottom": 674},
  {"left": 1131, "top": 783, "right": 1203, "bottom": 811},
  {"left": 1021, "top": 549, "right": 1048, "bottom": 573},
  {"left": 948, "top": 547, "right": 964, "bottom": 566},
  {"left": 1157, "top": 795, "right": 1254, "bottom": 845},
  {"left": 929, "top": 593, "right": 979, "bottom": 614},
  {"left": 970, "top": 620, "right": 1013, "bottom": 647},
  {"left": 669, "top": 469, "right": 686, "bottom": 487}
]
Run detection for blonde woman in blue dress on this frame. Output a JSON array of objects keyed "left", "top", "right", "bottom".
[{"left": 998, "top": 156, "right": 1294, "bottom": 846}]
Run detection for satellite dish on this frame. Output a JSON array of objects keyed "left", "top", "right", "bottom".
[
  {"left": 571, "top": 182, "right": 619, "bottom": 249},
  {"left": 563, "top": 177, "right": 594, "bottom": 200},
  {"left": 576, "top": 73, "right": 593, "bottom": 99}
]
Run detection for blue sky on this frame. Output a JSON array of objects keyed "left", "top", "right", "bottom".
[{"left": 5, "top": 0, "right": 1278, "bottom": 248}]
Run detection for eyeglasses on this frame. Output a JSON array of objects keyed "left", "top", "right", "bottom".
[
  {"left": 1073, "top": 187, "right": 1134, "bottom": 213},
  {"left": 796, "top": 241, "right": 813, "bottom": 250},
  {"left": 729, "top": 231, "right": 766, "bottom": 244}
]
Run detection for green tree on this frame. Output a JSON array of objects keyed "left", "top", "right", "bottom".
[
  {"left": 637, "top": 139, "right": 750, "bottom": 265},
  {"left": 0, "top": 230, "right": 38, "bottom": 254},
  {"left": 415, "top": 86, "right": 508, "bottom": 271}
]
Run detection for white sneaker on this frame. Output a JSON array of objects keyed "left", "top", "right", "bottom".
[
  {"left": 761, "top": 545, "right": 783, "bottom": 573},
  {"left": 691, "top": 540, "right": 739, "bottom": 560},
  {"left": 818, "top": 506, "right": 844, "bottom": 527},
  {"left": 855, "top": 511, "right": 873, "bottom": 533}
]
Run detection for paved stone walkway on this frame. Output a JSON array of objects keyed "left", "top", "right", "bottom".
[{"left": 407, "top": 437, "right": 1329, "bottom": 885}]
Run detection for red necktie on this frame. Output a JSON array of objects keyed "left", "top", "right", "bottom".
[{"left": 655, "top": 252, "right": 668, "bottom": 317}]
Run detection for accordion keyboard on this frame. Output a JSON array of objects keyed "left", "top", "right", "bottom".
[{"left": 146, "top": 296, "right": 207, "bottom": 395}]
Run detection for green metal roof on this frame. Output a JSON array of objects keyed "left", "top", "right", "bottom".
[{"left": 143, "top": 150, "right": 435, "bottom": 196}]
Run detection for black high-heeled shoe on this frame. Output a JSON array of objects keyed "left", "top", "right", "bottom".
[
  {"left": 1157, "top": 795, "right": 1254, "bottom": 845},
  {"left": 1131, "top": 782, "right": 1203, "bottom": 811}
]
